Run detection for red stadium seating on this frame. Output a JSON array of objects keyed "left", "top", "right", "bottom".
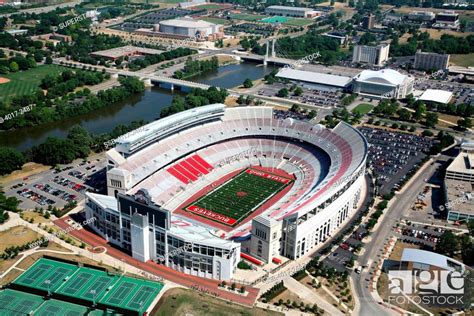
[
  {"left": 167, "top": 155, "right": 213, "bottom": 184},
  {"left": 167, "top": 167, "right": 190, "bottom": 184}
]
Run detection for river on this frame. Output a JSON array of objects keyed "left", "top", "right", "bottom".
[{"left": 0, "top": 62, "right": 276, "bottom": 151}]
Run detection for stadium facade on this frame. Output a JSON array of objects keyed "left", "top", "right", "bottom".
[{"left": 85, "top": 104, "right": 368, "bottom": 280}]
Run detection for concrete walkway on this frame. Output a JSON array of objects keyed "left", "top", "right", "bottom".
[{"left": 285, "top": 277, "right": 344, "bottom": 316}]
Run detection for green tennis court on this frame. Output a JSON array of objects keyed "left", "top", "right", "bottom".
[
  {"left": 261, "top": 16, "right": 291, "bottom": 23},
  {"left": 34, "top": 299, "right": 103, "bottom": 316},
  {"left": 0, "top": 289, "right": 117, "bottom": 316},
  {"left": 0, "top": 289, "right": 44, "bottom": 315},
  {"left": 13, "top": 258, "right": 78, "bottom": 292},
  {"left": 103, "top": 278, "right": 163, "bottom": 312},
  {"left": 56, "top": 267, "right": 118, "bottom": 303},
  {"left": 11, "top": 257, "right": 164, "bottom": 314}
]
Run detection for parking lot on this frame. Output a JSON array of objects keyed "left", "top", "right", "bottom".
[
  {"left": 414, "top": 80, "right": 473, "bottom": 105},
  {"left": 358, "top": 127, "right": 432, "bottom": 195},
  {"left": 394, "top": 222, "right": 446, "bottom": 251},
  {"left": 320, "top": 227, "right": 367, "bottom": 273},
  {"left": 5, "top": 156, "right": 107, "bottom": 210},
  {"left": 257, "top": 83, "right": 342, "bottom": 108}
]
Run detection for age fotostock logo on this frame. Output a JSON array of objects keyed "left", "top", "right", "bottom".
[{"left": 387, "top": 270, "right": 467, "bottom": 308}]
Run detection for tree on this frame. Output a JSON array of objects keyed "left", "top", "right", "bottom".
[
  {"left": 457, "top": 117, "right": 472, "bottom": 130},
  {"left": 290, "top": 104, "right": 300, "bottom": 113},
  {"left": 293, "top": 86, "right": 303, "bottom": 96},
  {"left": 9, "top": 61, "right": 19, "bottom": 72},
  {"left": 243, "top": 78, "right": 253, "bottom": 88},
  {"left": 277, "top": 88, "right": 289, "bottom": 98},
  {"left": 0, "top": 147, "right": 25, "bottom": 175},
  {"left": 436, "top": 230, "right": 458, "bottom": 257},
  {"left": 413, "top": 102, "right": 426, "bottom": 121},
  {"left": 425, "top": 112, "right": 438, "bottom": 128},
  {"left": 308, "top": 110, "right": 317, "bottom": 119},
  {"left": 398, "top": 108, "right": 411, "bottom": 121}
]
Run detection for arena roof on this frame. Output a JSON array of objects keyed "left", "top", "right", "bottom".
[
  {"left": 401, "top": 249, "right": 465, "bottom": 272},
  {"left": 354, "top": 69, "right": 409, "bottom": 86},
  {"left": 159, "top": 18, "right": 217, "bottom": 28},
  {"left": 90, "top": 45, "right": 163, "bottom": 59},
  {"left": 417, "top": 89, "right": 453, "bottom": 104},
  {"left": 276, "top": 68, "right": 352, "bottom": 88},
  {"left": 266, "top": 5, "right": 314, "bottom": 12}
]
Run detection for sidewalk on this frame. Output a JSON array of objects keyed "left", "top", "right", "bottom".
[{"left": 285, "top": 277, "right": 343, "bottom": 316}]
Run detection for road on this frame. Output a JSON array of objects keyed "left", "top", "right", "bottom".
[
  {"left": 352, "top": 153, "right": 451, "bottom": 316},
  {"left": 0, "top": 0, "right": 83, "bottom": 17}
]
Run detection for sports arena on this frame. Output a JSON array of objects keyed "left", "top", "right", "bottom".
[{"left": 85, "top": 104, "right": 368, "bottom": 280}]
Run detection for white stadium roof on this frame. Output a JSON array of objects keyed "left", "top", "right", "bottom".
[
  {"left": 418, "top": 89, "right": 453, "bottom": 104},
  {"left": 354, "top": 69, "right": 409, "bottom": 86},
  {"left": 159, "top": 18, "right": 217, "bottom": 28},
  {"left": 267, "top": 5, "right": 315, "bottom": 12},
  {"left": 276, "top": 68, "right": 352, "bottom": 88}
]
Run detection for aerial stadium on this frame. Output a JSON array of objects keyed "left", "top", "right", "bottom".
[{"left": 85, "top": 104, "right": 368, "bottom": 280}]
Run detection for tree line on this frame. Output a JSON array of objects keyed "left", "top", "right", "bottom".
[
  {"left": 160, "top": 86, "right": 228, "bottom": 117},
  {"left": 128, "top": 47, "right": 197, "bottom": 71},
  {"left": 0, "top": 86, "right": 228, "bottom": 174},
  {"left": 173, "top": 57, "right": 219, "bottom": 79},
  {"left": 0, "top": 71, "right": 143, "bottom": 131}
]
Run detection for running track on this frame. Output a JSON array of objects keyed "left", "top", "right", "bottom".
[{"left": 54, "top": 217, "right": 259, "bottom": 306}]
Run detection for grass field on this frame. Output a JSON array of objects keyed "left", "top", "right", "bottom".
[
  {"left": 283, "top": 18, "right": 315, "bottom": 26},
  {"left": 185, "top": 168, "right": 292, "bottom": 226},
  {"left": 229, "top": 13, "right": 267, "bottom": 21},
  {"left": 154, "top": 288, "right": 283, "bottom": 316},
  {"left": 194, "top": 4, "right": 223, "bottom": 10},
  {"left": 0, "top": 65, "right": 65, "bottom": 101},
  {"left": 450, "top": 53, "right": 474, "bottom": 67},
  {"left": 201, "top": 17, "right": 229, "bottom": 25},
  {"left": 0, "top": 226, "right": 41, "bottom": 253},
  {"left": 352, "top": 103, "right": 374, "bottom": 115}
]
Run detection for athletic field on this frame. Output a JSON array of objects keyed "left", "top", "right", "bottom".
[
  {"left": 185, "top": 168, "right": 293, "bottom": 226},
  {"left": 0, "top": 289, "right": 110, "bottom": 315},
  {"left": 11, "top": 257, "right": 163, "bottom": 314},
  {"left": 261, "top": 16, "right": 291, "bottom": 24},
  {"left": 0, "top": 65, "right": 66, "bottom": 101}
]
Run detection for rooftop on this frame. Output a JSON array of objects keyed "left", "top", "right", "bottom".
[
  {"left": 445, "top": 179, "right": 474, "bottom": 216},
  {"left": 91, "top": 45, "right": 163, "bottom": 58},
  {"left": 266, "top": 5, "right": 315, "bottom": 12},
  {"left": 401, "top": 248, "right": 465, "bottom": 272},
  {"left": 354, "top": 69, "right": 410, "bottom": 86},
  {"left": 417, "top": 89, "right": 453, "bottom": 104},
  {"left": 159, "top": 18, "right": 217, "bottom": 28},
  {"left": 446, "top": 151, "right": 474, "bottom": 175},
  {"left": 276, "top": 68, "right": 352, "bottom": 88}
]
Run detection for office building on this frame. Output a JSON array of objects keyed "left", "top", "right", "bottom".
[
  {"left": 444, "top": 139, "right": 474, "bottom": 221},
  {"left": 407, "top": 11, "right": 435, "bottom": 22},
  {"left": 414, "top": 51, "right": 450, "bottom": 71},
  {"left": 434, "top": 11, "right": 460, "bottom": 29},
  {"left": 352, "top": 43, "right": 390, "bottom": 66},
  {"left": 362, "top": 14, "right": 375, "bottom": 29}
]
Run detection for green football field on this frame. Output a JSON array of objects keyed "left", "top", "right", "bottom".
[{"left": 185, "top": 168, "right": 293, "bottom": 226}]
